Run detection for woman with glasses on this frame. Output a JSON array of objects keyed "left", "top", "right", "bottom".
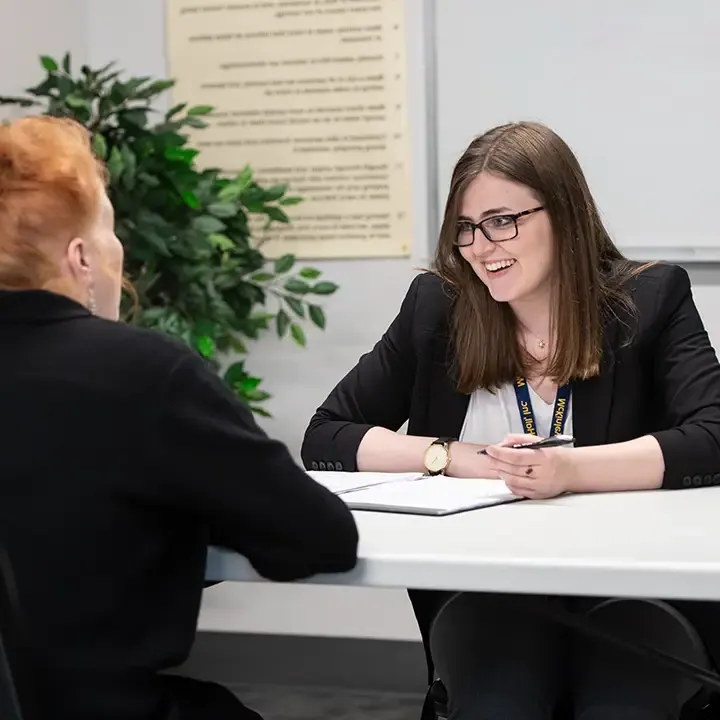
[{"left": 301, "top": 121, "right": 720, "bottom": 719}]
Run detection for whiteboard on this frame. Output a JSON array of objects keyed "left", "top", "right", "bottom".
[{"left": 432, "top": 0, "right": 720, "bottom": 262}]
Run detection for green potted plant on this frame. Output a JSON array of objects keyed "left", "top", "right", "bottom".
[{"left": 0, "top": 54, "right": 338, "bottom": 416}]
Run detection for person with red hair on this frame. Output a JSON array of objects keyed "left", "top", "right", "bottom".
[{"left": 0, "top": 116, "right": 358, "bottom": 720}]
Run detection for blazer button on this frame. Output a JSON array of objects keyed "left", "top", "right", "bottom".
[
  {"left": 693, "top": 475, "right": 703, "bottom": 487},
  {"left": 682, "top": 476, "right": 692, "bottom": 488},
  {"left": 319, "top": 462, "right": 326, "bottom": 470},
  {"left": 714, "top": 474, "right": 720, "bottom": 486},
  {"left": 704, "top": 474, "right": 712, "bottom": 486},
  {"left": 327, "top": 462, "right": 335, "bottom": 471},
  {"left": 336, "top": 461, "right": 344, "bottom": 471},
  {"left": 311, "top": 461, "right": 319, "bottom": 470}
]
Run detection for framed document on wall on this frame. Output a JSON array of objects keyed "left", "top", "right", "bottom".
[{"left": 166, "top": 0, "right": 414, "bottom": 260}]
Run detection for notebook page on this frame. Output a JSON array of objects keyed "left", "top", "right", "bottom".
[
  {"left": 340, "top": 476, "right": 519, "bottom": 513},
  {"left": 308, "top": 470, "right": 422, "bottom": 495}
]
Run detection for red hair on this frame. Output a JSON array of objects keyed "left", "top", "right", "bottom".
[{"left": 0, "top": 115, "right": 107, "bottom": 289}]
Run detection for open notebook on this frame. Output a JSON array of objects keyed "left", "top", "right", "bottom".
[{"left": 309, "top": 471, "right": 522, "bottom": 516}]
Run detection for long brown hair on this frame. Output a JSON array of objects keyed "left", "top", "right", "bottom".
[{"left": 434, "top": 121, "right": 644, "bottom": 393}]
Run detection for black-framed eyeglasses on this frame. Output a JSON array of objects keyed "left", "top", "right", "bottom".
[{"left": 454, "top": 206, "right": 545, "bottom": 246}]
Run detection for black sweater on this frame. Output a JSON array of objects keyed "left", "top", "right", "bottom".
[{"left": 0, "top": 289, "right": 358, "bottom": 720}]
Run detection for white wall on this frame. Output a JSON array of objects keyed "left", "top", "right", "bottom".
[
  {"left": 7, "top": 0, "right": 720, "bottom": 643},
  {"left": 0, "top": 0, "right": 87, "bottom": 117}
]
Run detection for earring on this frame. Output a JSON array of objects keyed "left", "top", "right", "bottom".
[{"left": 87, "top": 286, "right": 97, "bottom": 315}]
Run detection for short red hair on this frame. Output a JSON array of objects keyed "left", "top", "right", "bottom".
[{"left": 0, "top": 115, "right": 107, "bottom": 289}]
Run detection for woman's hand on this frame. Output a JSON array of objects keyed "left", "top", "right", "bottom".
[{"left": 484, "top": 433, "right": 575, "bottom": 499}]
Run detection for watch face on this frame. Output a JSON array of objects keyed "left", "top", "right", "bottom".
[{"left": 425, "top": 444, "right": 448, "bottom": 473}]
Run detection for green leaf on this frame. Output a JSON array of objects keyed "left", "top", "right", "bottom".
[
  {"left": 284, "top": 278, "right": 311, "bottom": 295},
  {"left": 276, "top": 309, "right": 290, "bottom": 338},
  {"left": 164, "top": 146, "right": 199, "bottom": 164},
  {"left": 244, "top": 389, "right": 271, "bottom": 403},
  {"left": 251, "top": 272, "right": 274, "bottom": 282},
  {"left": 40, "top": 55, "right": 58, "bottom": 72},
  {"left": 92, "top": 133, "right": 107, "bottom": 160},
  {"left": 299, "top": 267, "right": 321, "bottom": 280},
  {"left": 62, "top": 52, "right": 71, "bottom": 74},
  {"left": 290, "top": 324, "right": 307, "bottom": 347},
  {"left": 264, "top": 206, "right": 290, "bottom": 224},
  {"left": 229, "top": 335, "right": 248, "bottom": 354},
  {"left": 311, "top": 281, "right": 339, "bottom": 295},
  {"left": 263, "top": 184, "right": 287, "bottom": 201},
  {"left": 185, "top": 116, "right": 208, "bottom": 129},
  {"left": 239, "top": 375, "right": 262, "bottom": 392},
  {"left": 286, "top": 297, "right": 305, "bottom": 317},
  {"left": 181, "top": 190, "right": 201, "bottom": 209},
  {"left": 224, "top": 361, "right": 247, "bottom": 385},
  {"left": 134, "top": 79, "right": 175, "bottom": 99},
  {"left": 120, "top": 108, "right": 148, "bottom": 127},
  {"left": 106, "top": 146, "right": 123, "bottom": 183},
  {"left": 120, "top": 145, "right": 137, "bottom": 188},
  {"left": 208, "top": 233, "right": 234, "bottom": 251},
  {"left": 188, "top": 104, "right": 214, "bottom": 116},
  {"left": 236, "top": 165, "right": 253, "bottom": 187},
  {"left": 273, "top": 254, "right": 295, "bottom": 274},
  {"left": 309, "top": 304, "right": 326, "bottom": 329},
  {"left": 65, "top": 94, "right": 88, "bottom": 109},
  {"left": 0, "top": 96, "right": 38, "bottom": 108},
  {"left": 279, "top": 196, "right": 303, "bottom": 206},
  {"left": 217, "top": 183, "right": 243, "bottom": 203},
  {"left": 165, "top": 102, "right": 187, "bottom": 119},
  {"left": 251, "top": 405, "right": 272, "bottom": 418},
  {"left": 192, "top": 215, "right": 226, "bottom": 234},
  {"left": 194, "top": 335, "right": 215, "bottom": 359},
  {"left": 207, "top": 202, "right": 237, "bottom": 219}
]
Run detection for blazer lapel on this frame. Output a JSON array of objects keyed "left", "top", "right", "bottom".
[{"left": 572, "top": 317, "right": 619, "bottom": 447}]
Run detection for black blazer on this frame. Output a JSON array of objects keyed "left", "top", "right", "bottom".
[
  {"left": 0, "top": 289, "right": 358, "bottom": 720},
  {"left": 302, "top": 262, "right": 720, "bottom": 672}
]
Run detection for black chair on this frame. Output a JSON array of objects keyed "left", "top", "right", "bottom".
[
  {"left": 0, "top": 547, "right": 42, "bottom": 720},
  {"left": 421, "top": 596, "right": 720, "bottom": 720},
  {"left": 422, "top": 679, "right": 720, "bottom": 720}
]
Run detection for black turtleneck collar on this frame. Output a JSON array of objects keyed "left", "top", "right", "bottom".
[{"left": 0, "top": 289, "right": 92, "bottom": 324}]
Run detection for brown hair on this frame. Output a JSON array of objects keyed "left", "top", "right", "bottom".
[
  {"left": 0, "top": 115, "right": 107, "bottom": 290},
  {"left": 434, "top": 121, "right": 644, "bottom": 393}
]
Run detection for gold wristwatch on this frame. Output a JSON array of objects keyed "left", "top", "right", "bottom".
[{"left": 423, "top": 437, "right": 455, "bottom": 476}]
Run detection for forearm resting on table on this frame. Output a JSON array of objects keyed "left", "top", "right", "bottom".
[
  {"left": 568, "top": 435, "right": 665, "bottom": 493},
  {"left": 356, "top": 426, "right": 496, "bottom": 477},
  {"left": 356, "top": 427, "right": 435, "bottom": 472}
]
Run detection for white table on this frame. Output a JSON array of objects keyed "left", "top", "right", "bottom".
[{"left": 207, "top": 487, "right": 720, "bottom": 601}]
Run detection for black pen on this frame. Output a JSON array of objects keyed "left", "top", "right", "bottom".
[{"left": 477, "top": 434, "right": 575, "bottom": 455}]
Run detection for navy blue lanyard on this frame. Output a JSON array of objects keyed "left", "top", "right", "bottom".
[{"left": 513, "top": 377, "right": 571, "bottom": 437}]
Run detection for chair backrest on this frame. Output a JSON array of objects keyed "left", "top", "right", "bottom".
[{"left": 0, "top": 547, "right": 41, "bottom": 720}]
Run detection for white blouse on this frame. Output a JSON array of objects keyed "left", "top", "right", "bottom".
[{"left": 459, "top": 382, "right": 574, "bottom": 445}]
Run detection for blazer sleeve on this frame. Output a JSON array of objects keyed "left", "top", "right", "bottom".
[
  {"left": 152, "top": 351, "right": 358, "bottom": 582},
  {"left": 301, "top": 274, "right": 424, "bottom": 472},
  {"left": 647, "top": 265, "right": 720, "bottom": 489}
]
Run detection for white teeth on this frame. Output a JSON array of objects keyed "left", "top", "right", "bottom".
[{"left": 485, "top": 259, "right": 516, "bottom": 272}]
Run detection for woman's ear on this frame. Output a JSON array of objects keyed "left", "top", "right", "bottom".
[{"left": 66, "top": 237, "right": 91, "bottom": 281}]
